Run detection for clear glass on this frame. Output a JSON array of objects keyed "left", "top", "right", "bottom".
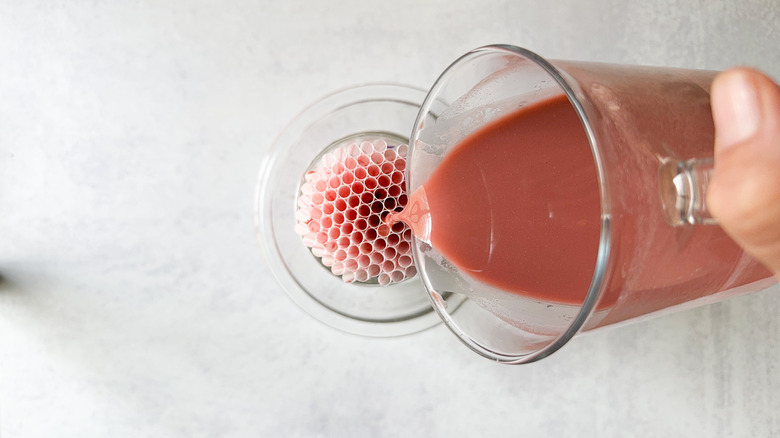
[
  {"left": 659, "top": 157, "right": 716, "bottom": 226},
  {"left": 407, "top": 45, "right": 777, "bottom": 363},
  {"left": 255, "top": 83, "right": 451, "bottom": 336}
]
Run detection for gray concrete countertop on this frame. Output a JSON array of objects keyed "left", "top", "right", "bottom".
[{"left": 1, "top": 1, "right": 779, "bottom": 436}]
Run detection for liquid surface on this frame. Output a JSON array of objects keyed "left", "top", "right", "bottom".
[{"left": 397, "top": 95, "right": 601, "bottom": 305}]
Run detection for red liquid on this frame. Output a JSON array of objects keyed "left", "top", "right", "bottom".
[
  {"left": 401, "top": 95, "right": 601, "bottom": 305},
  {"left": 396, "top": 87, "right": 773, "bottom": 327}
]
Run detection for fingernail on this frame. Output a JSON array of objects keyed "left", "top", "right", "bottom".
[{"left": 712, "top": 70, "right": 762, "bottom": 150}]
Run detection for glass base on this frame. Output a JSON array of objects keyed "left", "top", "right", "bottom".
[{"left": 255, "top": 83, "right": 448, "bottom": 337}]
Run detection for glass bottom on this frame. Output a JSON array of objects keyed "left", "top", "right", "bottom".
[{"left": 255, "top": 84, "right": 449, "bottom": 337}]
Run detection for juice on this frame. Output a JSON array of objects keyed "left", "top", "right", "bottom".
[
  {"left": 394, "top": 90, "right": 773, "bottom": 328},
  {"left": 398, "top": 95, "right": 601, "bottom": 305}
]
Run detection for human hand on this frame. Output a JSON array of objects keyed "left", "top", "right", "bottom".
[{"left": 708, "top": 67, "right": 780, "bottom": 280}]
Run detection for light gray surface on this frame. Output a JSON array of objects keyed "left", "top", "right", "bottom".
[{"left": 1, "top": 1, "right": 779, "bottom": 437}]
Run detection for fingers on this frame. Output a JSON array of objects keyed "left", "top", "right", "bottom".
[{"left": 707, "top": 67, "right": 780, "bottom": 278}]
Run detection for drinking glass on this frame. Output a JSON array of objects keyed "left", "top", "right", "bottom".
[{"left": 407, "top": 45, "right": 777, "bottom": 363}]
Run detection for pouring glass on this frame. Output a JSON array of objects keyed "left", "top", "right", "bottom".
[{"left": 404, "top": 45, "right": 777, "bottom": 363}]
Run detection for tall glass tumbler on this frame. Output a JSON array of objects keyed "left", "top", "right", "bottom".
[{"left": 406, "top": 45, "right": 777, "bottom": 363}]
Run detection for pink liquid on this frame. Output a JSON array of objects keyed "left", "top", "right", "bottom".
[
  {"left": 400, "top": 95, "right": 602, "bottom": 305},
  {"left": 395, "top": 90, "right": 773, "bottom": 327}
]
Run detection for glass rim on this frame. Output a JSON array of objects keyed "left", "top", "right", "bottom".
[{"left": 409, "top": 44, "right": 612, "bottom": 363}]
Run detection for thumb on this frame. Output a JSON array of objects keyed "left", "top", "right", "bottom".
[{"left": 707, "top": 67, "right": 780, "bottom": 279}]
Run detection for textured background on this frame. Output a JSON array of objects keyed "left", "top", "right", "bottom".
[{"left": 1, "top": 1, "right": 779, "bottom": 436}]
